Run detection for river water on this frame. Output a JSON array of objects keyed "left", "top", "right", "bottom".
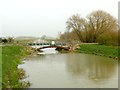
[{"left": 19, "top": 48, "right": 118, "bottom": 88}]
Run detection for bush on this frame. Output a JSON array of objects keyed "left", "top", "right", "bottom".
[
  {"left": 97, "top": 31, "right": 118, "bottom": 46},
  {"left": 97, "top": 33, "right": 112, "bottom": 45}
]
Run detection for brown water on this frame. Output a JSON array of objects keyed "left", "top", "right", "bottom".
[{"left": 19, "top": 48, "right": 118, "bottom": 88}]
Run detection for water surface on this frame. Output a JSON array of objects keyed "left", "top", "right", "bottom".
[{"left": 19, "top": 48, "right": 118, "bottom": 88}]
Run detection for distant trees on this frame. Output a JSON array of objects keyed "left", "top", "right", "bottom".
[
  {"left": 2, "top": 38, "right": 8, "bottom": 43},
  {"left": 59, "top": 31, "right": 79, "bottom": 43},
  {"left": 7, "top": 37, "right": 14, "bottom": 43},
  {"left": 1, "top": 37, "right": 14, "bottom": 44},
  {"left": 0, "top": 38, "right": 2, "bottom": 43},
  {"left": 60, "top": 10, "right": 118, "bottom": 46}
]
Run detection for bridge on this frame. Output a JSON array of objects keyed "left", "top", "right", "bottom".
[{"left": 27, "top": 41, "right": 70, "bottom": 51}]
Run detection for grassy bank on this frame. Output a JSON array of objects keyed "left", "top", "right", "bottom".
[
  {"left": 0, "top": 46, "right": 2, "bottom": 90},
  {"left": 2, "top": 45, "right": 31, "bottom": 88},
  {"left": 76, "top": 44, "right": 119, "bottom": 60}
]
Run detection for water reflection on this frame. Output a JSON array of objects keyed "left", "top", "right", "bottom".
[
  {"left": 65, "top": 53, "right": 118, "bottom": 82},
  {"left": 20, "top": 52, "right": 118, "bottom": 88}
]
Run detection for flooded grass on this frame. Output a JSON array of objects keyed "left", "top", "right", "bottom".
[{"left": 76, "top": 44, "right": 119, "bottom": 60}]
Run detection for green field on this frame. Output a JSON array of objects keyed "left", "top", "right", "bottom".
[
  {"left": 2, "top": 45, "right": 30, "bottom": 88},
  {"left": 76, "top": 44, "right": 119, "bottom": 60}
]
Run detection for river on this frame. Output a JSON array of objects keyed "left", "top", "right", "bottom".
[{"left": 19, "top": 48, "right": 118, "bottom": 88}]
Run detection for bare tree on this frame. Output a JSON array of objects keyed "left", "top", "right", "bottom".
[
  {"left": 66, "top": 14, "right": 86, "bottom": 42},
  {"left": 61, "top": 10, "right": 118, "bottom": 44},
  {"left": 8, "top": 37, "right": 14, "bottom": 43},
  {"left": 86, "top": 10, "right": 117, "bottom": 42}
]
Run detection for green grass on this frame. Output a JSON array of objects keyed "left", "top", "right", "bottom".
[
  {"left": 0, "top": 46, "right": 2, "bottom": 90},
  {"left": 76, "top": 44, "right": 119, "bottom": 59},
  {"left": 2, "top": 45, "right": 30, "bottom": 88}
]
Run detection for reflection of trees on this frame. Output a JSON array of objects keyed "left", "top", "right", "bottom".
[
  {"left": 86, "top": 57, "right": 117, "bottom": 81},
  {"left": 66, "top": 58, "right": 81, "bottom": 76},
  {"left": 65, "top": 54, "right": 87, "bottom": 77},
  {"left": 65, "top": 54, "right": 118, "bottom": 81}
]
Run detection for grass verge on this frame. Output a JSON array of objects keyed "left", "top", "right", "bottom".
[
  {"left": 0, "top": 46, "right": 2, "bottom": 90},
  {"left": 76, "top": 44, "right": 119, "bottom": 60},
  {"left": 2, "top": 45, "right": 31, "bottom": 88}
]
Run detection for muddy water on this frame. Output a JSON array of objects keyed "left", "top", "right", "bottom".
[{"left": 19, "top": 48, "right": 118, "bottom": 88}]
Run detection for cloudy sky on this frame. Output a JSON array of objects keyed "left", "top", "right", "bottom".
[{"left": 0, "top": 0, "right": 119, "bottom": 37}]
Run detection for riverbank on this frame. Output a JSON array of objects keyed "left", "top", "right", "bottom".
[
  {"left": 0, "top": 46, "right": 2, "bottom": 90},
  {"left": 76, "top": 44, "right": 119, "bottom": 60},
  {"left": 2, "top": 45, "right": 33, "bottom": 88}
]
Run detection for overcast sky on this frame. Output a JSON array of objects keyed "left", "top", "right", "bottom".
[{"left": 0, "top": 0, "right": 119, "bottom": 37}]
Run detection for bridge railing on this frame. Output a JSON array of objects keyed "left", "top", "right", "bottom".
[
  {"left": 27, "top": 43, "right": 67, "bottom": 46},
  {"left": 27, "top": 42, "right": 68, "bottom": 49},
  {"left": 27, "top": 43, "right": 51, "bottom": 46}
]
